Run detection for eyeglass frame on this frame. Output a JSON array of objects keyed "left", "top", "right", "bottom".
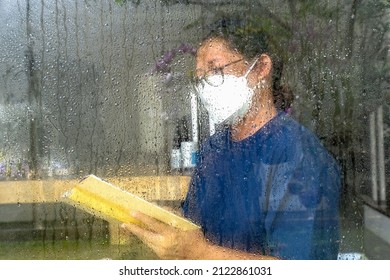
[{"left": 191, "top": 58, "right": 245, "bottom": 88}]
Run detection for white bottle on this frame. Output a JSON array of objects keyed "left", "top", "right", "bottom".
[{"left": 170, "top": 120, "right": 182, "bottom": 172}]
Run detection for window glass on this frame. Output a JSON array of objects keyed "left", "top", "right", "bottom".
[{"left": 0, "top": 0, "right": 389, "bottom": 260}]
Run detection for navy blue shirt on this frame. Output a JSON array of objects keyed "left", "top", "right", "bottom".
[{"left": 183, "top": 112, "right": 340, "bottom": 260}]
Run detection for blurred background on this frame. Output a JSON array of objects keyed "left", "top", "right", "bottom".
[{"left": 0, "top": 0, "right": 389, "bottom": 259}]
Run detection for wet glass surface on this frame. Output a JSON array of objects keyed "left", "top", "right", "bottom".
[{"left": 0, "top": 0, "right": 389, "bottom": 259}]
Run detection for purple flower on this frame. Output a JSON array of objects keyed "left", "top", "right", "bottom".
[
  {"left": 154, "top": 60, "right": 170, "bottom": 72},
  {"left": 163, "top": 50, "right": 176, "bottom": 63},
  {"left": 178, "top": 43, "right": 196, "bottom": 55},
  {"left": 152, "top": 43, "right": 196, "bottom": 74},
  {"left": 0, "top": 163, "right": 5, "bottom": 175}
]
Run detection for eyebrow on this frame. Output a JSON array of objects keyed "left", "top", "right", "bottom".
[
  {"left": 217, "top": 58, "right": 244, "bottom": 69},
  {"left": 194, "top": 58, "right": 245, "bottom": 74}
]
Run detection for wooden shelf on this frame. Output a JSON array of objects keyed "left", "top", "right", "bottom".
[{"left": 0, "top": 176, "right": 191, "bottom": 204}]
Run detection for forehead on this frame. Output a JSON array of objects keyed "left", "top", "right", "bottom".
[{"left": 196, "top": 37, "right": 242, "bottom": 66}]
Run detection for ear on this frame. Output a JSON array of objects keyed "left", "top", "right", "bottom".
[{"left": 254, "top": 54, "right": 272, "bottom": 80}]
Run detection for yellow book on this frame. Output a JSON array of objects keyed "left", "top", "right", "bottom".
[{"left": 62, "top": 174, "right": 200, "bottom": 231}]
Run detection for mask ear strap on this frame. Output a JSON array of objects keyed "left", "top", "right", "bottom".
[{"left": 244, "top": 58, "right": 259, "bottom": 78}]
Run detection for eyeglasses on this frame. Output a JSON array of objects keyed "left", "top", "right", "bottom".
[{"left": 191, "top": 58, "right": 244, "bottom": 89}]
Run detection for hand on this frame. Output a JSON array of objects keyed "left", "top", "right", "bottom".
[{"left": 121, "top": 211, "right": 206, "bottom": 260}]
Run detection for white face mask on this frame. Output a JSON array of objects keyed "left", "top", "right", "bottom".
[{"left": 197, "top": 59, "right": 258, "bottom": 126}]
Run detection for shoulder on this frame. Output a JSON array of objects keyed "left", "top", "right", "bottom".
[
  {"left": 280, "top": 113, "right": 325, "bottom": 148},
  {"left": 265, "top": 112, "right": 317, "bottom": 146},
  {"left": 257, "top": 112, "right": 338, "bottom": 167},
  {"left": 277, "top": 114, "right": 341, "bottom": 179}
]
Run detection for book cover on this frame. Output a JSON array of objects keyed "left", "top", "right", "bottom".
[{"left": 62, "top": 174, "right": 200, "bottom": 231}]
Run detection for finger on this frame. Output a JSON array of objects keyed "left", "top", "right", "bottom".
[
  {"left": 131, "top": 211, "right": 172, "bottom": 233},
  {"left": 121, "top": 222, "right": 162, "bottom": 246},
  {"left": 122, "top": 222, "right": 167, "bottom": 257}
]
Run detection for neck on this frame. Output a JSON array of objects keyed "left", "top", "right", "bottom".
[{"left": 231, "top": 90, "right": 277, "bottom": 141}]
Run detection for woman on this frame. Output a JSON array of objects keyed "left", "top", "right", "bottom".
[{"left": 122, "top": 18, "right": 341, "bottom": 260}]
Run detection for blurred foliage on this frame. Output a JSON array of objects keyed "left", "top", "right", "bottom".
[
  {"left": 114, "top": 0, "right": 140, "bottom": 5},
  {"left": 114, "top": 0, "right": 193, "bottom": 5}
]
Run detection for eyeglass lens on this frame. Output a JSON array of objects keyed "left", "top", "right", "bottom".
[{"left": 191, "top": 58, "right": 244, "bottom": 89}]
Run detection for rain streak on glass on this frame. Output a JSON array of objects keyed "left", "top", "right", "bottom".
[{"left": 0, "top": 0, "right": 388, "bottom": 261}]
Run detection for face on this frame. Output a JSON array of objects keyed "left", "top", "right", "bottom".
[
  {"left": 195, "top": 37, "right": 256, "bottom": 85},
  {"left": 193, "top": 37, "right": 265, "bottom": 126},
  {"left": 195, "top": 37, "right": 274, "bottom": 92},
  {"left": 194, "top": 37, "right": 276, "bottom": 129}
]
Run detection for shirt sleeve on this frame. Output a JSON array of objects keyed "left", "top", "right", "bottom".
[
  {"left": 182, "top": 166, "right": 203, "bottom": 225},
  {"left": 182, "top": 137, "right": 210, "bottom": 226},
  {"left": 264, "top": 141, "right": 341, "bottom": 260}
]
